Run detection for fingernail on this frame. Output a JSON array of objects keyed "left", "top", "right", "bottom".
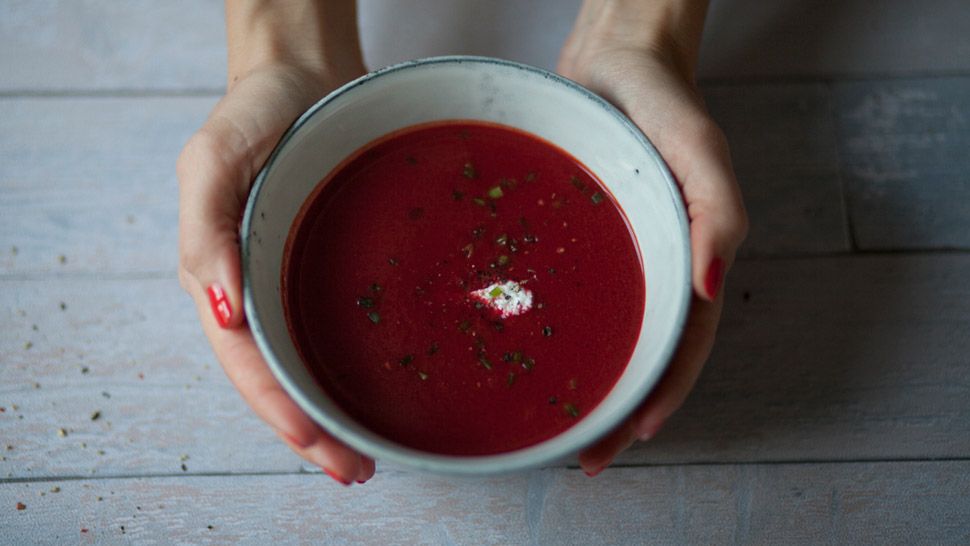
[
  {"left": 356, "top": 480, "right": 367, "bottom": 484},
  {"left": 637, "top": 420, "right": 665, "bottom": 442},
  {"left": 323, "top": 467, "right": 351, "bottom": 486},
  {"left": 207, "top": 283, "right": 232, "bottom": 328},
  {"left": 584, "top": 464, "right": 606, "bottom": 478},
  {"left": 704, "top": 257, "right": 725, "bottom": 300}
]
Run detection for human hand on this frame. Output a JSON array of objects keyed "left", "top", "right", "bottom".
[
  {"left": 177, "top": 1, "right": 373, "bottom": 485},
  {"left": 557, "top": 0, "right": 749, "bottom": 476}
]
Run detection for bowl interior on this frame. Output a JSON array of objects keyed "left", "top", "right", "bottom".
[{"left": 242, "top": 57, "right": 690, "bottom": 473}]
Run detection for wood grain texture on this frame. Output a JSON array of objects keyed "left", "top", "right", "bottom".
[
  {"left": 3, "top": 0, "right": 970, "bottom": 92},
  {"left": 2, "top": 462, "right": 969, "bottom": 545},
  {"left": 3, "top": 256, "right": 969, "bottom": 479},
  {"left": 0, "top": 278, "right": 305, "bottom": 479},
  {"left": 833, "top": 77, "right": 970, "bottom": 250},
  {"left": 701, "top": 0, "right": 970, "bottom": 79},
  {"left": 618, "top": 254, "right": 970, "bottom": 465},
  {"left": 703, "top": 83, "right": 849, "bottom": 256},
  {"left": 0, "top": 97, "right": 214, "bottom": 275},
  {"left": 0, "top": 0, "right": 226, "bottom": 92}
]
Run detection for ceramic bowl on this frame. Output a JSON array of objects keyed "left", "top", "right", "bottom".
[{"left": 241, "top": 56, "right": 690, "bottom": 474}]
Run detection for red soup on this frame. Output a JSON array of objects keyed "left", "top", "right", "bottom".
[{"left": 283, "top": 121, "right": 644, "bottom": 456}]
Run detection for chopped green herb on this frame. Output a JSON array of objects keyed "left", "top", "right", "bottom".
[
  {"left": 590, "top": 192, "right": 604, "bottom": 205},
  {"left": 548, "top": 267, "right": 556, "bottom": 274},
  {"left": 564, "top": 403, "right": 580, "bottom": 418},
  {"left": 478, "top": 355, "right": 493, "bottom": 370},
  {"left": 488, "top": 286, "right": 504, "bottom": 298},
  {"left": 568, "top": 378, "right": 578, "bottom": 390},
  {"left": 503, "top": 352, "right": 514, "bottom": 362},
  {"left": 501, "top": 178, "right": 517, "bottom": 190},
  {"left": 492, "top": 321, "right": 504, "bottom": 332},
  {"left": 370, "top": 283, "right": 382, "bottom": 293},
  {"left": 496, "top": 255, "right": 510, "bottom": 267},
  {"left": 542, "top": 326, "right": 553, "bottom": 337},
  {"left": 462, "top": 243, "right": 475, "bottom": 258},
  {"left": 525, "top": 171, "right": 537, "bottom": 182},
  {"left": 570, "top": 176, "right": 587, "bottom": 193},
  {"left": 357, "top": 297, "right": 375, "bottom": 308},
  {"left": 418, "top": 371, "right": 429, "bottom": 381},
  {"left": 522, "top": 357, "right": 535, "bottom": 371},
  {"left": 388, "top": 257, "right": 399, "bottom": 266},
  {"left": 399, "top": 355, "right": 414, "bottom": 366},
  {"left": 512, "top": 351, "right": 523, "bottom": 362},
  {"left": 427, "top": 342, "right": 439, "bottom": 356},
  {"left": 452, "top": 190, "right": 464, "bottom": 201},
  {"left": 549, "top": 396, "right": 558, "bottom": 405},
  {"left": 472, "top": 197, "right": 486, "bottom": 207},
  {"left": 463, "top": 162, "right": 477, "bottom": 179},
  {"left": 495, "top": 233, "right": 508, "bottom": 246},
  {"left": 472, "top": 226, "right": 485, "bottom": 239},
  {"left": 507, "top": 373, "right": 516, "bottom": 386},
  {"left": 487, "top": 186, "right": 504, "bottom": 199},
  {"left": 523, "top": 234, "right": 538, "bottom": 244},
  {"left": 367, "top": 312, "right": 381, "bottom": 324},
  {"left": 474, "top": 301, "right": 484, "bottom": 309},
  {"left": 458, "top": 320, "right": 471, "bottom": 333}
]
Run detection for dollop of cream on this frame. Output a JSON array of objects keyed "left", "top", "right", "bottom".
[{"left": 470, "top": 280, "right": 533, "bottom": 319}]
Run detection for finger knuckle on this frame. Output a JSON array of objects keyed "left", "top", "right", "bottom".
[
  {"left": 178, "top": 244, "right": 207, "bottom": 280},
  {"left": 176, "top": 129, "right": 223, "bottom": 186}
]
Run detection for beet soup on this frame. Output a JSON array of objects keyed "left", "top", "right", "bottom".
[{"left": 282, "top": 121, "right": 645, "bottom": 456}]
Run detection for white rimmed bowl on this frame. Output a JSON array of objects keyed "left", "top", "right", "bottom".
[{"left": 241, "top": 56, "right": 690, "bottom": 474}]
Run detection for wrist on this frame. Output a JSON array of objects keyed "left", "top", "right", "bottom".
[
  {"left": 225, "top": 0, "right": 365, "bottom": 89},
  {"left": 570, "top": 0, "right": 708, "bottom": 78}
]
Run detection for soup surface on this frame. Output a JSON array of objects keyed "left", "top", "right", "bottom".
[{"left": 283, "top": 121, "right": 644, "bottom": 455}]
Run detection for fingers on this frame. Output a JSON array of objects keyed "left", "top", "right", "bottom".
[
  {"left": 578, "top": 295, "right": 723, "bottom": 475},
  {"left": 176, "top": 69, "right": 376, "bottom": 485},
  {"left": 670, "top": 120, "right": 748, "bottom": 302},
  {"left": 185, "top": 276, "right": 368, "bottom": 484}
]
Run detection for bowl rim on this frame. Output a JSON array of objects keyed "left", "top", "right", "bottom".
[{"left": 241, "top": 55, "right": 691, "bottom": 474}]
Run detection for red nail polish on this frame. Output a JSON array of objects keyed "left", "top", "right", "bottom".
[
  {"left": 584, "top": 466, "right": 605, "bottom": 478},
  {"left": 704, "top": 257, "right": 724, "bottom": 300},
  {"left": 356, "top": 480, "right": 367, "bottom": 484},
  {"left": 207, "top": 284, "right": 232, "bottom": 328},
  {"left": 323, "top": 467, "right": 351, "bottom": 486}
]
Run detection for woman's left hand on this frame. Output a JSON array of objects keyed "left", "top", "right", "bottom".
[{"left": 557, "top": 0, "right": 749, "bottom": 476}]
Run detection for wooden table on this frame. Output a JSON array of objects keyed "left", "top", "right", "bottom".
[{"left": 3, "top": 1, "right": 969, "bottom": 543}]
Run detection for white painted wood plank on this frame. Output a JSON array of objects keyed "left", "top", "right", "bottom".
[
  {"left": 704, "top": 83, "right": 849, "bottom": 256},
  {"left": 0, "top": 97, "right": 215, "bottom": 275},
  {"left": 0, "top": 0, "right": 227, "bottom": 92},
  {"left": 2, "top": 256, "right": 969, "bottom": 479},
  {"left": 0, "top": 278, "right": 305, "bottom": 479},
  {"left": 3, "top": 0, "right": 969, "bottom": 92},
  {"left": 701, "top": 0, "right": 970, "bottom": 79},
  {"left": 833, "top": 77, "right": 970, "bottom": 250},
  {"left": 2, "top": 462, "right": 969, "bottom": 544},
  {"left": 618, "top": 254, "right": 970, "bottom": 465}
]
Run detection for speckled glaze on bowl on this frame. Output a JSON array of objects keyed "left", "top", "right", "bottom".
[{"left": 241, "top": 56, "right": 690, "bottom": 474}]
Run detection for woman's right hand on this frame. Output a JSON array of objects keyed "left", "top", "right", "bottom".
[{"left": 177, "top": 1, "right": 373, "bottom": 486}]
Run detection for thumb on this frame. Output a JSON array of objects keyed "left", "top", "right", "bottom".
[{"left": 177, "top": 124, "right": 252, "bottom": 329}]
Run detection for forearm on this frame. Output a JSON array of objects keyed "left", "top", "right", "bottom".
[
  {"left": 225, "top": 0, "right": 363, "bottom": 87},
  {"left": 570, "top": 0, "right": 708, "bottom": 76}
]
